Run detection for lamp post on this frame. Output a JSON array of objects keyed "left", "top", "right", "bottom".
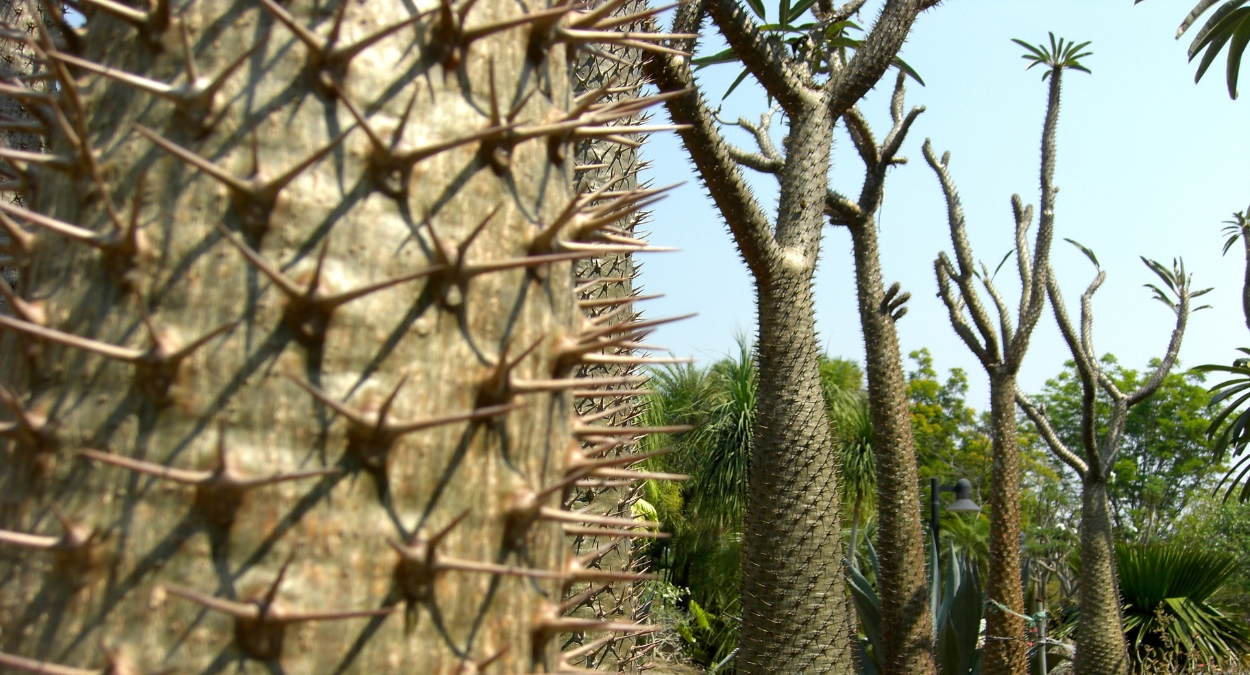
[{"left": 929, "top": 477, "right": 982, "bottom": 549}]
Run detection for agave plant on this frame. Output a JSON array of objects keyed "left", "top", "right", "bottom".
[{"left": 848, "top": 538, "right": 985, "bottom": 675}]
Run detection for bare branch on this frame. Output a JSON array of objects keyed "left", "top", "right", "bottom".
[
  {"left": 1046, "top": 274, "right": 1103, "bottom": 471},
  {"left": 934, "top": 254, "right": 990, "bottom": 364},
  {"left": 1017, "top": 391, "right": 1089, "bottom": 477},
  {"left": 978, "top": 263, "right": 1016, "bottom": 347},
  {"left": 714, "top": 106, "right": 784, "bottom": 173},
  {"left": 921, "top": 140, "right": 1002, "bottom": 365},
  {"left": 842, "top": 105, "right": 878, "bottom": 168},
  {"left": 825, "top": 187, "right": 861, "bottom": 225},
  {"left": 828, "top": 0, "right": 925, "bottom": 121},
  {"left": 879, "top": 73, "right": 924, "bottom": 165},
  {"left": 643, "top": 4, "right": 779, "bottom": 279}
]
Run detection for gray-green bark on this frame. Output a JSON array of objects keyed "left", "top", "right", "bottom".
[{"left": 0, "top": 0, "right": 664, "bottom": 672}]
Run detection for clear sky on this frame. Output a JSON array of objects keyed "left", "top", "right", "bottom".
[{"left": 635, "top": 0, "right": 1250, "bottom": 409}]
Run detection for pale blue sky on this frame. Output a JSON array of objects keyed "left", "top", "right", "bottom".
[{"left": 636, "top": 0, "right": 1250, "bottom": 409}]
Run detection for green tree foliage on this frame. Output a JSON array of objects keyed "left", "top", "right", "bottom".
[
  {"left": 1173, "top": 495, "right": 1250, "bottom": 618},
  {"left": 907, "top": 349, "right": 992, "bottom": 489},
  {"left": 1029, "top": 356, "right": 1219, "bottom": 541}
]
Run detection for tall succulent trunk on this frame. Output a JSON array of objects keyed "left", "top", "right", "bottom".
[
  {"left": 925, "top": 58, "right": 1070, "bottom": 675},
  {"left": 984, "top": 372, "right": 1026, "bottom": 675},
  {"left": 1075, "top": 476, "right": 1127, "bottom": 675},
  {"left": 0, "top": 0, "right": 664, "bottom": 672},
  {"left": 742, "top": 255, "right": 852, "bottom": 674},
  {"left": 567, "top": 1, "right": 654, "bottom": 668},
  {"left": 849, "top": 217, "right": 935, "bottom": 675}
]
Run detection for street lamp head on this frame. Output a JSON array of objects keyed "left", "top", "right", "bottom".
[{"left": 947, "top": 478, "right": 981, "bottom": 513}]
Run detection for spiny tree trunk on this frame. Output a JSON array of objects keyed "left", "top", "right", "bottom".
[
  {"left": 848, "top": 213, "right": 933, "bottom": 675},
  {"left": 1076, "top": 474, "right": 1123, "bottom": 675},
  {"left": 922, "top": 57, "right": 1073, "bottom": 675},
  {"left": 826, "top": 74, "right": 932, "bottom": 675},
  {"left": 0, "top": 0, "right": 671, "bottom": 671},
  {"left": 567, "top": 1, "right": 660, "bottom": 668},
  {"left": 985, "top": 373, "right": 1026, "bottom": 674},
  {"left": 1018, "top": 259, "right": 1202, "bottom": 675}
]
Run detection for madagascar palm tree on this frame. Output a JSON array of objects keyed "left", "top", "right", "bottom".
[
  {"left": 643, "top": 0, "right": 940, "bottom": 670},
  {"left": 923, "top": 33, "right": 1089, "bottom": 675},
  {"left": 1018, "top": 256, "right": 1207, "bottom": 675}
]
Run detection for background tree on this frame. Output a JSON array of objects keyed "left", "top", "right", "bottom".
[
  {"left": 1017, "top": 253, "right": 1207, "bottom": 675},
  {"left": 921, "top": 35, "right": 1083, "bottom": 674},
  {"left": 643, "top": 1, "right": 940, "bottom": 672},
  {"left": 0, "top": 0, "right": 675, "bottom": 671}
]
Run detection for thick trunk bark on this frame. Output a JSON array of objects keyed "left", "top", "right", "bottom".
[
  {"left": 982, "top": 371, "right": 1026, "bottom": 675},
  {"left": 0, "top": 0, "right": 625, "bottom": 672},
  {"left": 1075, "top": 476, "right": 1129, "bottom": 675},
  {"left": 848, "top": 221, "right": 934, "bottom": 675},
  {"left": 740, "top": 263, "right": 853, "bottom": 675}
]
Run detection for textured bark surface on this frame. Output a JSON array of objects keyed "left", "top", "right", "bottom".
[
  {"left": 848, "top": 219, "right": 934, "bottom": 675},
  {"left": 1074, "top": 477, "right": 1126, "bottom": 675},
  {"left": 566, "top": 2, "right": 653, "bottom": 668},
  {"left": 738, "top": 104, "right": 854, "bottom": 675},
  {"left": 983, "top": 373, "right": 1025, "bottom": 675},
  {"left": 0, "top": 0, "right": 664, "bottom": 671}
]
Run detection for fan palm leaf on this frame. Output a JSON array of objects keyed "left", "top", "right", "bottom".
[{"left": 1059, "top": 542, "right": 1250, "bottom": 668}]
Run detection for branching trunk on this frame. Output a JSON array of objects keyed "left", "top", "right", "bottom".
[
  {"left": 0, "top": 0, "right": 672, "bottom": 672},
  {"left": 985, "top": 372, "right": 1025, "bottom": 674}
]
